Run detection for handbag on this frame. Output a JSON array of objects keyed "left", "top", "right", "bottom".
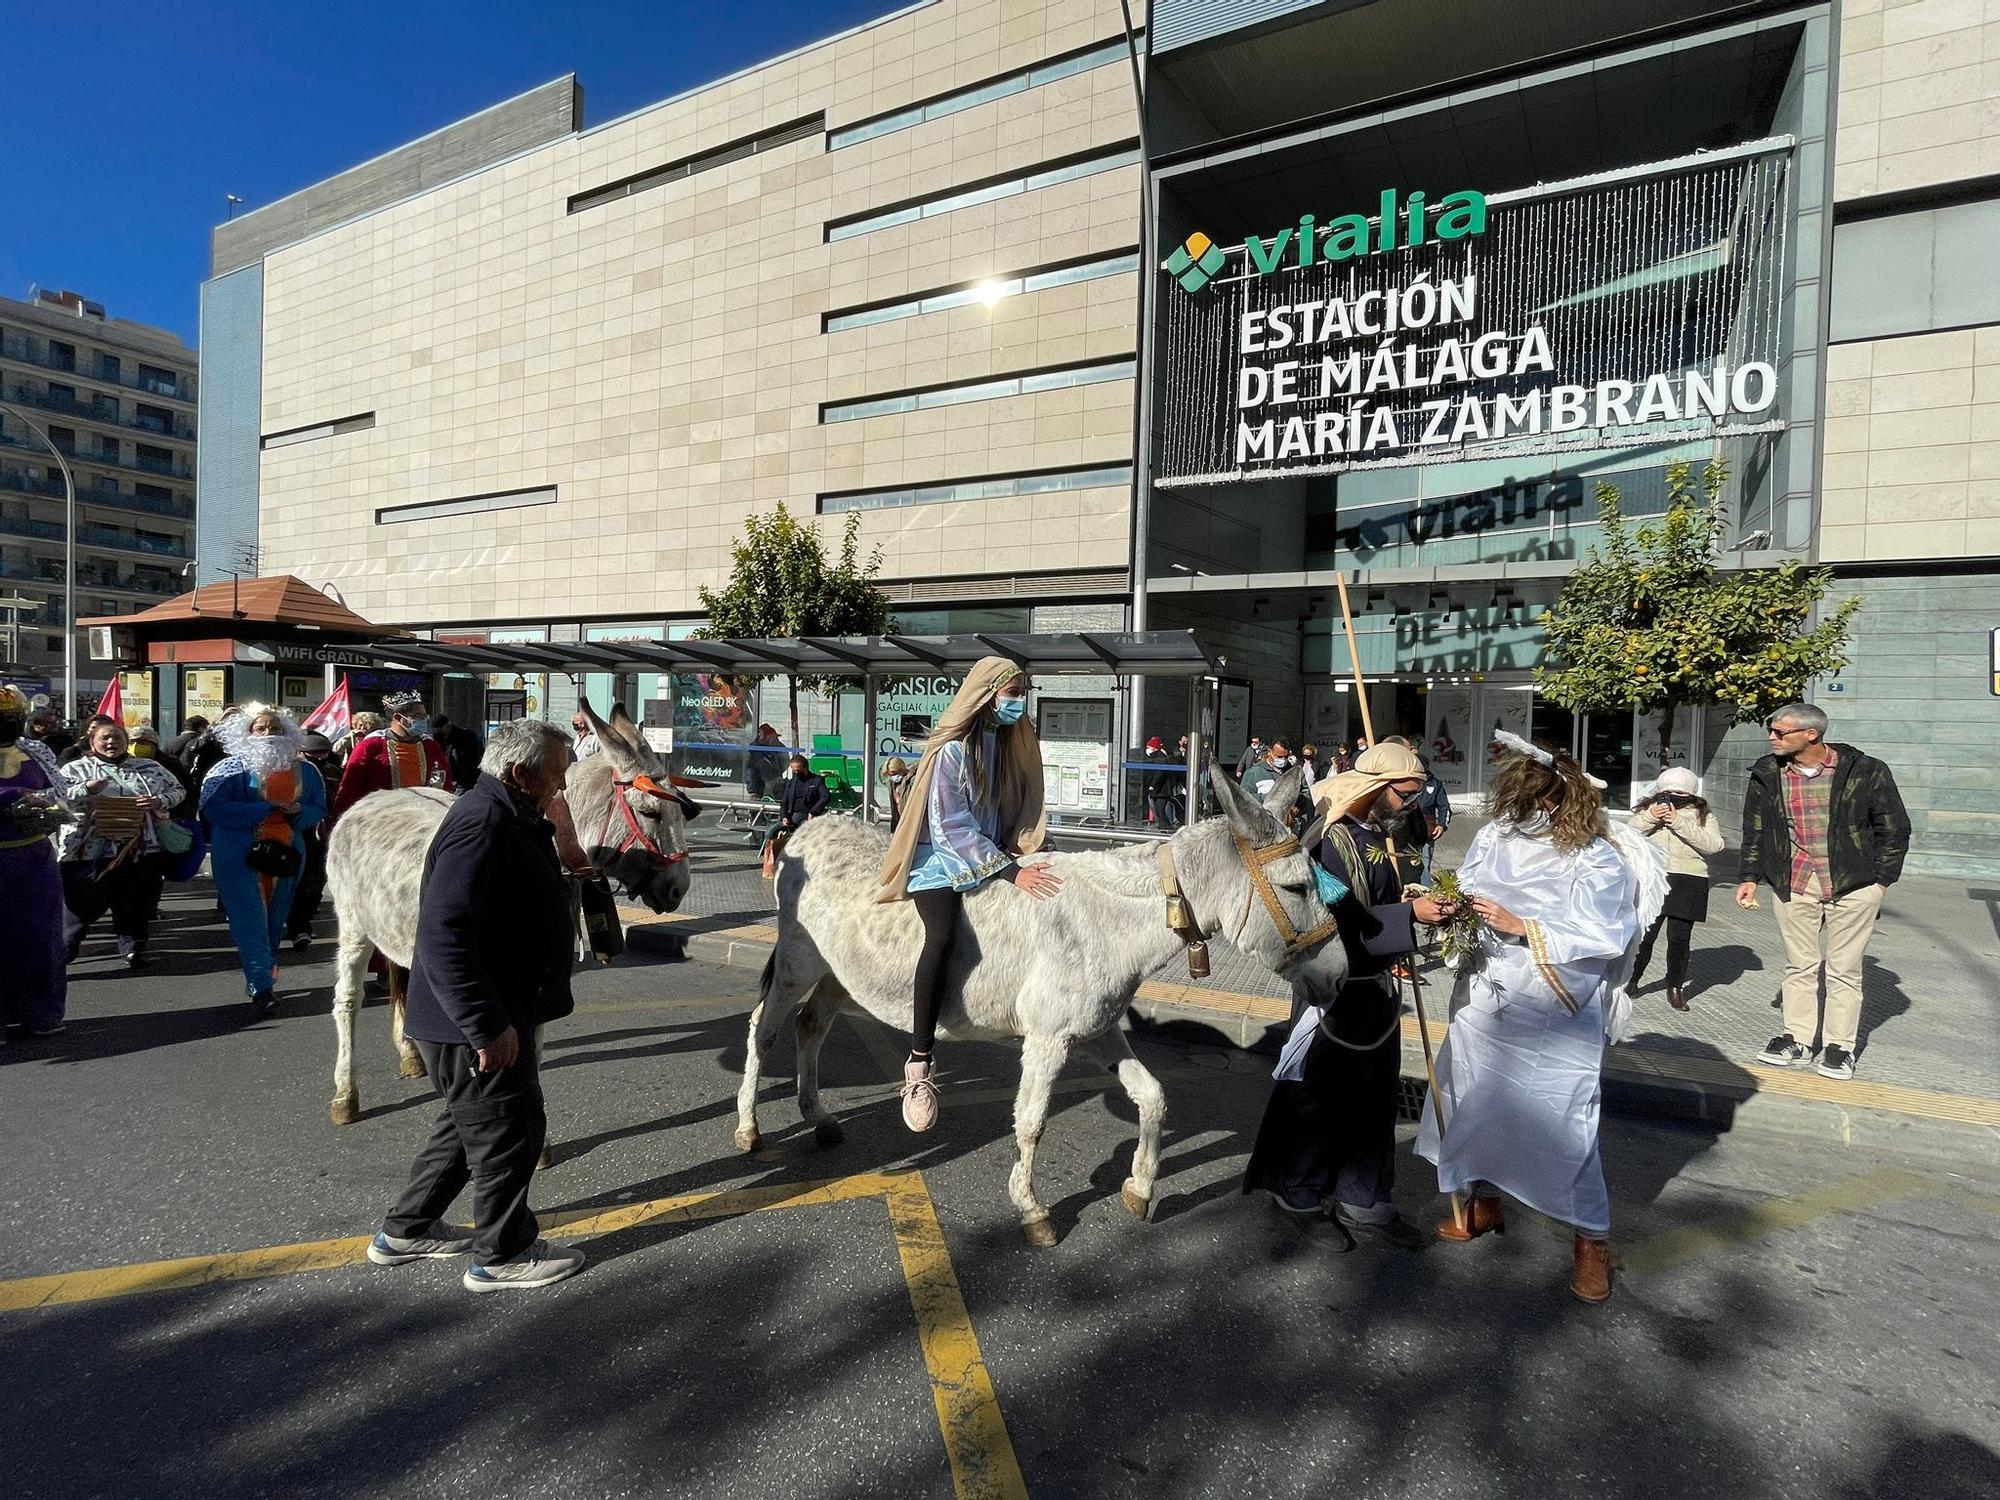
[
  {"left": 154, "top": 816, "right": 193, "bottom": 854},
  {"left": 164, "top": 819, "right": 207, "bottom": 882},
  {"left": 245, "top": 838, "right": 302, "bottom": 878}
]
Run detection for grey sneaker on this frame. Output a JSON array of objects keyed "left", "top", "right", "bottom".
[
  {"left": 1816, "top": 1044, "right": 1856, "bottom": 1080},
  {"left": 1756, "top": 1033, "right": 1809, "bottom": 1067},
  {"left": 368, "top": 1225, "right": 476, "bottom": 1265},
  {"left": 462, "top": 1238, "right": 585, "bottom": 1292}
]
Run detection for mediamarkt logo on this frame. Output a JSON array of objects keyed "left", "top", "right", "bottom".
[{"left": 1164, "top": 188, "right": 1490, "bottom": 293}]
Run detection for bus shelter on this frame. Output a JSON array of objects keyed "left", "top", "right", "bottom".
[{"left": 366, "top": 630, "right": 1224, "bottom": 829}]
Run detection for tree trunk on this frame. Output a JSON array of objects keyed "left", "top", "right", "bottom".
[{"left": 789, "top": 678, "right": 802, "bottom": 757}]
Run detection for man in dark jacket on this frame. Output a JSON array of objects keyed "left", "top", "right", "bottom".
[
  {"left": 775, "top": 753, "right": 829, "bottom": 834},
  {"left": 427, "top": 712, "right": 485, "bottom": 793},
  {"left": 369, "top": 718, "right": 583, "bottom": 1292},
  {"left": 1736, "top": 703, "right": 1910, "bottom": 1081}
]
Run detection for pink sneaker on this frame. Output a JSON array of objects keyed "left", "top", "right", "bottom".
[{"left": 901, "top": 1057, "right": 939, "bottom": 1132}]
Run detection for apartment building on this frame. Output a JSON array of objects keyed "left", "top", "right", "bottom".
[{"left": 0, "top": 288, "right": 197, "bottom": 709}]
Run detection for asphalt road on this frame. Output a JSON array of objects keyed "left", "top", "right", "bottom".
[{"left": 3, "top": 883, "right": 1998, "bottom": 1499}]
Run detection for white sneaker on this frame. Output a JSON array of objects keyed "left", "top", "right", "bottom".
[
  {"left": 901, "top": 1058, "right": 939, "bottom": 1132},
  {"left": 368, "top": 1225, "right": 476, "bottom": 1264},
  {"left": 462, "top": 1238, "right": 585, "bottom": 1292}
]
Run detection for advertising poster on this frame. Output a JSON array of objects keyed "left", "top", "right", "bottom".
[
  {"left": 185, "top": 668, "right": 228, "bottom": 723},
  {"left": 1632, "top": 704, "right": 1700, "bottom": 802},
  {"left": 1037, "top": 698, "right": 1112, "bottom": 815},
  {"left": 873, "top": 674, "right": 961, "bottom": 762},
  {"left": 670, "top": 672, "right": 754, "bottom": 783},
  {"left": 117, "top": 671, "right": 153, "bottom": 732},
  {"left": 1216, "top": 680, "right": 1252, "bottom": 764},
  {"left": 1422, "top": 686, "right": 1473, "bottom": 797}
]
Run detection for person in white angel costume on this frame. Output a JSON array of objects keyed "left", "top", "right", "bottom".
[{"left": 1417, "top": 731, "right": 1664, "bottom": 1305}]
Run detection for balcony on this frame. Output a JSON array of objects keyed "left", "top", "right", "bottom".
[
  {"left": 0, "top": 559, "right": 179, "bottom": 600},
  {"left": 0, "top": 467, "right": 195, "bottom": 520},
  {"left": 0, "top": 334, "right": 195, "bottom": 404},
  {"left": 4, "top": 383, "right": 194, "bottom": 440},
  {"left": 76, "top": 524, "right": 191, "bottom": 560},
  {"left": 0, "top": 429, "right": 193, "bottom": 480}
]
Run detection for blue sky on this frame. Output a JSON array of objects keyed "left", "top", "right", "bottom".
[{"left": 0, "top": 0, "right": 904, "bottom": 346}]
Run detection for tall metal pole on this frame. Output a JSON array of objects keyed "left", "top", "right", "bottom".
[
  {"left": 1118, "top": 0, "right": 1154, "bottom": 795},
  {"left": 1331, "top": 571, "right": 1462, "bottom": 1231},
  {"left": 0, "top": 400, "right": 77, "bottom": 717}
]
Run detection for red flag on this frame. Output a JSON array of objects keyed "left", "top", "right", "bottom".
[
  {"left": 95, "top": 677, "right": 121, "bottom": 723},
  {"left": 301, "top": 676, "right": 352, "bottom": 743}
]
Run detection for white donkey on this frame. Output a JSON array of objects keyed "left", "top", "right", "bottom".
[
  {"left": 325, "top": 702, "right": 692, "bottom": 1126},
  {"left": 736, "top": 764, "right": 1348, "bottom": 1244}
]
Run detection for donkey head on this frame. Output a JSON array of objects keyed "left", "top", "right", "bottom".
[
  {"left": 1200, "top": 762, "right": 1348, "bottom": 996},
  {"left": 567, "top": 698, "right": 692, "bottom": 914}
]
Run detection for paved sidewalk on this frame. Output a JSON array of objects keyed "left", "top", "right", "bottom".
[{"left": 654, "top": 815, "right": 2000, "bottom": 1130}]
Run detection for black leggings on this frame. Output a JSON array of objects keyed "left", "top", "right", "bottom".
[
  {"left": 909, "top": 886, "right": 961, "bottom": 1055},
  {"left": 1634, "top": 914, "right": 1695, "bottom": 991}
]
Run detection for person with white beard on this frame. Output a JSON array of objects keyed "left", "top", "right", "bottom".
[{"left": 199, "top": 706, "right": 328, "bottom": 1020}]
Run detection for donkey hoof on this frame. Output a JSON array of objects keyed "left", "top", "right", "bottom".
[
  {"left": 1021, "top": 1213, "right": 1059, "bottom": 1248},
  {"left": 734, "top": 1124, "right": 762, "bottom": 1153},
  {"left": 397, "top": 1055, "right": 427, "bottom": 1080},
  {"left": 813, "top": 1119, "right": 846, "bottom": 1148},
  {"left": 537, "top": 1145, "right": 556, "bottom": 1171},
  {"left": 1120, "top": 1180, "right": 1154, "bottom": 1221},
  {"left": 330, "top": 1094, "right": 359, "bottom": 1126}
]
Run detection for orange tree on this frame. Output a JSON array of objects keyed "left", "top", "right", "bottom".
[
  {"left": 1536, "top": 457, "right": 1861, "bottom": 760},
  {"left": 696, "top": 502, "right": 892, "bottom": 748}
]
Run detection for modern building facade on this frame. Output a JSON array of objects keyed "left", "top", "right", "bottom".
[
  {"left": 0, "top": 288, "right": 198, "bottom": 712},
  {"left": 202, "top": 0, "right": 2000, "bottom": 866}
]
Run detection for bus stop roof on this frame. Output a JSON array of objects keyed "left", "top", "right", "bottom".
[{"left": 369, "top": 630, "right": 1220, "bottom": 679}]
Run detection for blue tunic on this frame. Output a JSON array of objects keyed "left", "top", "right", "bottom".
[
  {"left": 905, "top": 733, "right": 1014, "bottom": 894},
  {"left": 201, "top": 756, "right": 328, "bottom": 996}
]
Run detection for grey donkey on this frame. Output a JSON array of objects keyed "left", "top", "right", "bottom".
[
  {"left": 736, "top": 763, "right": 1349, "bottom": 1244},
  {"left": 325, "top": 701, "right": 691, "bottom": 1128}
]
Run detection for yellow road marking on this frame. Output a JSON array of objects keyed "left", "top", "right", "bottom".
[
  {"left": 0, "top": 1169, "right": 1024, "bottom": 1500},
  {"left": 1619, "top": 1168, "right": 1931, "bottom": 1277},
  {"left": 884, "top": 1177, "right": 1030, "bottom": 1500}
]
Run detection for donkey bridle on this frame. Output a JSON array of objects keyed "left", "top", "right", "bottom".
[
  {"left": 1158, "top": 832, "right": 1338, "bottom": 965},
  {"left": 603, "top": 775, "right": 689, "bottom": 868}
]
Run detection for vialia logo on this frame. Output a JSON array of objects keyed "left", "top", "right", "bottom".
[{"left": 1163, "top": 188, "right": 1489, "bottom": 292}]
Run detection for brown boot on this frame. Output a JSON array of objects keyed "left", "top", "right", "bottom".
[
  {"left": 1435, "top": 1194, "right": 1504, "bottom": 1242},
  {"left": 1571, "top": 1234, "right": 1612, "bottom": 1304}
]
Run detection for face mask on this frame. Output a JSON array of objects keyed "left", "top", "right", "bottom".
[
  {"left": 994, "top": 696, "right": 1026, "bottom": 726},
  {"left": 1271, "top": 756, "right": 1292, "bottom": 769},
  {"left": 403, "top": 717, "right": 431, "bottom": 737},
  {"left": 132, "top": 743, "right": 156, "bottom": 758}
]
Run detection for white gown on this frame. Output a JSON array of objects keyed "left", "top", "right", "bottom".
[{"left": 1415, "top": 818, "right": 1639, "bottom": 1235}]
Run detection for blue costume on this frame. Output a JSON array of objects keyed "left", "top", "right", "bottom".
[
  {"left": 200, "top": 753, "right": 327, "bottom": 998},
  {"left": 906, "top": 733, "right": 1012, "bottom": 893}
]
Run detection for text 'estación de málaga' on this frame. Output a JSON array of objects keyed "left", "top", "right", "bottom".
[{"left": 1210, "top": 188, "right": 1780, "bottom": 468}]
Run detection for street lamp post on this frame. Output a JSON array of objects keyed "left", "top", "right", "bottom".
[{"left": 0, "top": 400, "right": 77, "bottom": 716}]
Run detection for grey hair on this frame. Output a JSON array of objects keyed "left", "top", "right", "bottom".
[
  {"left": 480, "top": 719, "right": 571, "bottom": 780},
  {"left": 1769, "top": 702, "right": 1828, "bottom": 738}
]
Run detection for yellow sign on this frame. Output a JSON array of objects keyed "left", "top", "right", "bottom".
[
  {"left": 117, "top": 671, "right": 153, "bottom": 731},
  {"left": 186, "top": 667, "right": 228, "bottom": 722}
]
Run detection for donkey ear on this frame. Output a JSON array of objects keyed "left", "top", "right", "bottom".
[
  {"left": 1262, "top": 766, "right": 1304, "bottom": 819},
  {"left": 1209, "top": 759, "right": 1276, "bottom": 842}
]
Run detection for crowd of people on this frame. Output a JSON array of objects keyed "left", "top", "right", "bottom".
[{"left": 0, "top": 673, "right": 1909, "bottom": 1304}]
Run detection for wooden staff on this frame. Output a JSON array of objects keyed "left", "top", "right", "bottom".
[{"left": 1331, "top": 573, "right": 1464, "bottom": 1233}]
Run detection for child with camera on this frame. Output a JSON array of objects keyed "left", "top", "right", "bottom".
[{"left": 1627, "top": 766, "right": 1724, "bottom": 1010}]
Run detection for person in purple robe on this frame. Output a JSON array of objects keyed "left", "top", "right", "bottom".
[{"left": 0, "top": 685, "right": 71, "bottom": 1037}]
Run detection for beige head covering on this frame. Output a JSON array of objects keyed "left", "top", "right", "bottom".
[
  {"left": 1311, "top": 741, "right": 1424, "bottom": 822},
  {"left": 875, "top": 656, "right": 1046, "bottom": 902}
]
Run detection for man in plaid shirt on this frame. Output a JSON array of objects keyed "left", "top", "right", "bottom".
[{"left": 1736, "top": 703, "right": 1910, "bottom": 1080}]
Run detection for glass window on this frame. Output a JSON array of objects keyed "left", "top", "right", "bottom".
[
  {"left": 1831, "top": 197, "right": 2000, "bottom": 341},
  {"left": 829, "top": 41, "right": 1124, "bottom": 150},
  {"left": 826, "top": 146, "right": 1136, "bottom": 242}
]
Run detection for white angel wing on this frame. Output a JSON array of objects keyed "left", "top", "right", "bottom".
[{"left": 1601, "top": 820, "right": 1669, "bottom": 1043}]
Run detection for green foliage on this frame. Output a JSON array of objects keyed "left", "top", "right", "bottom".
[
  {"left": 695, "top": 503, "right": 894, "bottom": 743},
  {"left": 1536, "top": 459, "right": 1861, "bottom": 743},
  {"left": 1422, "top": 867, "right": 1485, "bottom": 969}
]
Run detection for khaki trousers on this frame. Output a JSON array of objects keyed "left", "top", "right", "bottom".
[{"left": 1773, "top": 884, "right": 1884, "bottom": 1052}]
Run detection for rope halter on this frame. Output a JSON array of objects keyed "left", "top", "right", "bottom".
[
  {"left": 1232, "top": 832, "right": 1340, "bottom": 964},
  {"left": 604, "top": 774, "right": 689, "bottom": 868}
]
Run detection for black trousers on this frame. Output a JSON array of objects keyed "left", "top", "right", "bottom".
[
  {"left": 287, "top": 832, "right": 328, "bottom": 938},
  {"left": 383, "top": 1031, "right": 546, "bottom": 1266},
  {"left": 62, "top": 855, "right": 166, "bottom": 960},
  {"left": 1633, "top": 914, "right": 1695, "bottom": 991},
  {"left": 909, "top": 886, "right": 960, "bottom": 1054},
  {"left": 1242, "top": 977, "right": 1401, "bottom": 1212}
]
